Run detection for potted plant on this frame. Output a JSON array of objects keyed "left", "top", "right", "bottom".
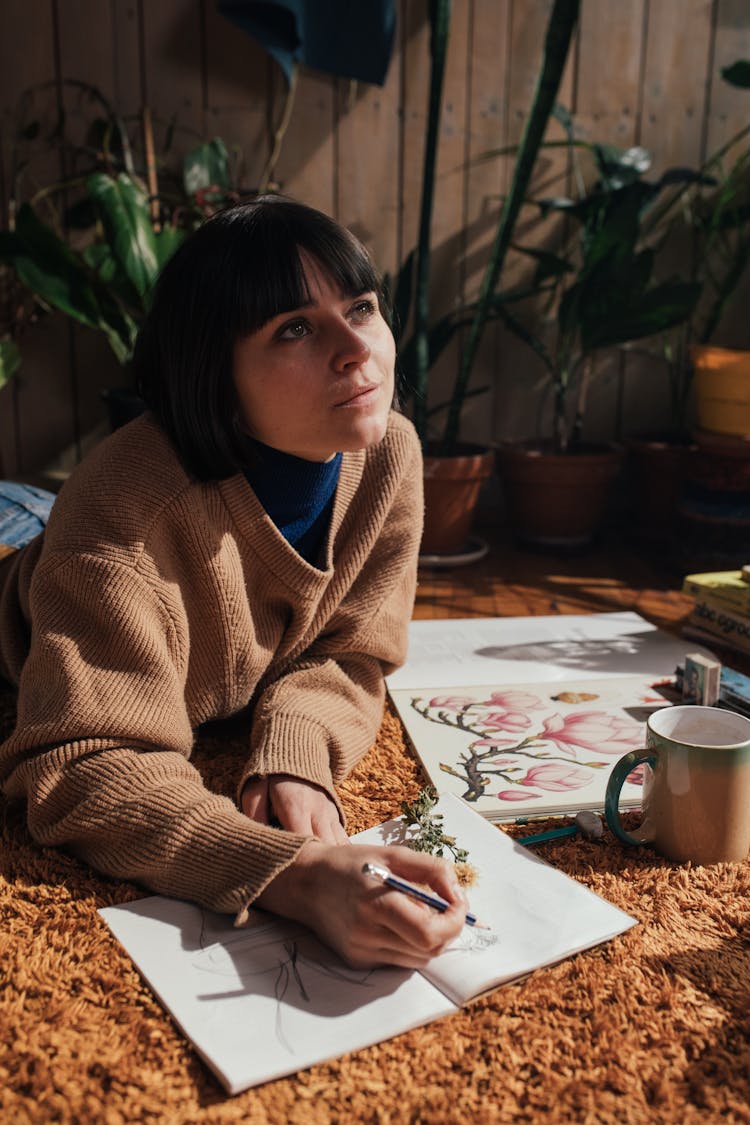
[
  {"left": 392, "top": 0, "right": 581, "bottom": 558},
  {"left": 684, "top": 60, "right": 750, "bottom": 438},
  {"left": 620, "top": 58, "right": 750, "bottom": 542},
  {"left": 487, "top": 138, "right": 702, "bottom": 547},
  {"left": 0, "top": 84, "right": 236, "bottom": 430}
]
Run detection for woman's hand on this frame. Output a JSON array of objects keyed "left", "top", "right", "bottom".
[
  {"left": 241, "top": 775, "right": 349, "bottom": 845},
  {"left": 255, "top": 840, "right": 469, "bottom": 969}
]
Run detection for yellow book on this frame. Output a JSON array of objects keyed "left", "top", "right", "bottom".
[
  {"left": 688, "top": 599, "right": 750, "bottom": 655},
  {"left": 682, "top": 569, "right": 750, "bottom": 615}
]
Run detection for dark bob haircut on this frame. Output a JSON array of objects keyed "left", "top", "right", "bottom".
[{"left": 134, "top": 194, "right": 388, "bottom": 480}]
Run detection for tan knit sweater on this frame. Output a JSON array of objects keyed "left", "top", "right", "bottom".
[{"left": 0, "top": 411, "right": 422, "bottom": 917}]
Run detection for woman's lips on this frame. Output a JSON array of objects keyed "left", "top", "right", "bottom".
[{"left": 335, "top": 385, "right": 380, "bottom": 407}]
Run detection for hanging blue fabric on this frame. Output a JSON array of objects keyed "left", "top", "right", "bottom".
[{"left": 217, "top": 0, "right": 397, "bottom": 87}]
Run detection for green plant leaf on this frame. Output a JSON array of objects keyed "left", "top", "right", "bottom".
[
  {"left": 86, "top": 171, "right": 160, "bottom": 300},
  {"left": 3, "top": 205, "right": 139, "bottom": 365},
  {"left": 551, "top": 102, "right": 575, "bottom": 140},
  {"left": 183, "top": 138, "right": 230, "bottom": 196},
  {"left": 721, "top": 60, "right": 750, "bottom": 89},
  {"left": 512, "top": 242, "right": 574, "bottom": 283},
  {"left": 81, "top": 242, "right": 141, "bottom": 310},
  {"left": 6, "top": 204, "right": 104, "bottom": 330},
  {"left": 593, "top": 143, "right": 651, "bottom": 188},
  {"left": 583, "top": 281, "right": 702, "bottom": 350},
  {"left": 388, "top": 248, "right": 416, "bottom": 345},
  {"left": 94, "top": 292, "right": 140, "bottom": 363},
  {"left": 657, "top": 167, "right": 716, "bottom": 189},
  {"left": 449, "top": 0, "right": 581, "bottom": 451},
  {"left": 0, "top": 339, "right": 21, "bottom": 389},
  {"left": 154, "top": 225, "right": 186, "bottom": 270}
]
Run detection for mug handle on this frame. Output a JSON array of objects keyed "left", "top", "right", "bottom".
[{"left": 604, "top": 748, "right": 657, "bottom": 847}]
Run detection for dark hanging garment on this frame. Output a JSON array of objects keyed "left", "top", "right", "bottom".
[{"left": 217, "top": 0, "right": 397, "bottom": 86}]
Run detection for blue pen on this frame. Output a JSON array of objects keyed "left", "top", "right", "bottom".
[{"left": 361, "top": 862, "right": 491, "bottom": 929}]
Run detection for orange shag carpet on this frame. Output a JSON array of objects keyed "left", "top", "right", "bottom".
[{"left": 2, "top": 688, "right": 750, "bottom": 1125}]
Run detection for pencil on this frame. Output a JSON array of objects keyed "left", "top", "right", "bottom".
[{"left": 361, "top": 862, "right": 491, "bottom": 929}]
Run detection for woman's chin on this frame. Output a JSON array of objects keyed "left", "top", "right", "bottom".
[{"left": 338, "top": 414, "right": 391, "bottom": 452}]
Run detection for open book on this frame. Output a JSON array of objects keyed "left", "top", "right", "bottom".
[
  {"left": 386, "top": 612, "right": 695, "bottom": 822},
  {"left": 99, "top": 794, "right": 636, "bottom": 1095}
]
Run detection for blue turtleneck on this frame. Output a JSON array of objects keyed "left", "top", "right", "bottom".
[{"left": 244, "top": 441, "right": 342, "bottom": 565}]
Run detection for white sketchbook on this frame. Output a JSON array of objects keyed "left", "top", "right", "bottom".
[
  {"left": 99, "top": 794, "right": 636, "bottom": 1095},
  {"left": 386, "top": 612, "right": 696, "bottom": 822}
]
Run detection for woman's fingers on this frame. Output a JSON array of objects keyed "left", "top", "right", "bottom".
[
  {"left": 360, "top": 873, "right": 468, "bottom": 954},
  {"left": 379, "top": 845, "right": 467, "bottom": 906},
  {"left": 310, "top": 807, "right": 350, "bottom": 845},
  {"left": 256, "top": 840, "right": 469, "bottom": 970},
  {"left": 269, "top": 776, "right": 349, "bottom": 844},
  {"left": 240, "top": 777, "right": 270, "bottom": 823}
]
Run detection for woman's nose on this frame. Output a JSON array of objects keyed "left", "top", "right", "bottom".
[{"left": 332, "top": 322, "right": 370, "bottom": 370}]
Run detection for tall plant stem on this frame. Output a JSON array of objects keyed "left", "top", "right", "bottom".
[
  {"left": 412, "top": 0, "right": 451, "bottom": 446},
  {"left": 258, "top": 65, "right": 298, "bottom": 194},
  {"left": 443, "top": 0, "right": 580, "bottom": 453}
]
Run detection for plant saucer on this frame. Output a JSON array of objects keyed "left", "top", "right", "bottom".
[{"left": 418, "top": 535, "right": 489, "bottom": 569}]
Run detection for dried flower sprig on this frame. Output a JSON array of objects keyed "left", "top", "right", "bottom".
[{"left": 400, "top": 787, "right": 469, "bottom": 864}]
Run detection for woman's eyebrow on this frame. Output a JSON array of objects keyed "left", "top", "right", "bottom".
[{"left": 274, "top": 289, "right": 370, "bottom": 318}]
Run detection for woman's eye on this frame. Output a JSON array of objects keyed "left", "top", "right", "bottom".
[
  {"left": 350, "top": 298, "right": 376, "bottom": 321},
  {"left": 278, "top": 320, "right": 310, "bottom": 340}
]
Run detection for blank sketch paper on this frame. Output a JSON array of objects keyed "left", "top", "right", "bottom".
[
  {"left": 385, "top": 611, "right": 701, "bottom": 691},
  {"left": 99, "top": 794, "right": 636, "bottom": 1094}
]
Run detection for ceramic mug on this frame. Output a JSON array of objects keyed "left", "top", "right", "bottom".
[{"left": 605, "top": 705, "right": 750, "bottom": 865}]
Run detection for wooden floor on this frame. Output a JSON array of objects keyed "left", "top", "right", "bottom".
[{"left": 413, "top": 522, "right": 695, "bottom": 634}]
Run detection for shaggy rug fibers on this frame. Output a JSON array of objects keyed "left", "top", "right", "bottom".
[{"left": 2, "top": 688, "right": 750, "bottom": 1124}]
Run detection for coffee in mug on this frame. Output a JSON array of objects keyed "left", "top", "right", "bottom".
[{"left": 605, "top": 705, "right": 750, "bottom": 865}]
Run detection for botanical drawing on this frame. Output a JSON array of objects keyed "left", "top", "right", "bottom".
[
  {"left": 192, "top": 923, "right": 377, "bottom": 1054},
  {"left": 445, "top": 927, "right": 499, "bottom": 953},
  {"left": 410, "top": 686, "right": 655, "bottom": 808}
]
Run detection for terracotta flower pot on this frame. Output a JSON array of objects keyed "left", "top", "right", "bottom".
[
  {"left": 421, "top": 445, "right": 494, "bottom": 557},
  {"left": 626, "top": 432, "right": 696, "bottom": 538},
  {"left": 692, "top": 345, "right": 750, "bottom": 437},
  {"left": 497, "top": 442, "right": 623, "bottom": 548}
]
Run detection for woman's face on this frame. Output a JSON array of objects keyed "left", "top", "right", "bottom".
[{"left": 232, "top": 252, "right": 396, "bottom": 462}]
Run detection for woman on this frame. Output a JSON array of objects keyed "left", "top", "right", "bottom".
[{"left": 0, "top": 196, "right": 466, "bottom": 968}]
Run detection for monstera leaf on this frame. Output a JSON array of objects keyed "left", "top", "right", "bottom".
[{"left": 86, "top": 172, "right": 161, "bottom": 300}]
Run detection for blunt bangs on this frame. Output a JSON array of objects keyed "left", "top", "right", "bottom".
[
  {"left": 226, "top": 197, "right": 385, "bottom": 336},
  {"left": 134, "top": 196, "right": 388, "bottom": 481}
]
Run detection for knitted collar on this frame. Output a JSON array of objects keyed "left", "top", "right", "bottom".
[{"left": 244, "top": 440, "right": 342, "bottom": 564}]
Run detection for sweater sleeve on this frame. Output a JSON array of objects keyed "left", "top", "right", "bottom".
[
  {"left": 240, "top": 429, "right": 424, "bottom": 816},
  {"left": 0, "top": 552, "right": 306, "bottom": 917}
]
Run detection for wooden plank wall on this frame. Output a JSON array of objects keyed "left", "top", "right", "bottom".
[{"left": 0, "top": 0, "right": 749, "bottom": 477}]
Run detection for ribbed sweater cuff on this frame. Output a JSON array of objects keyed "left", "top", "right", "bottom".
[{"left": 240, "top": 712, "right": 342, "bottom": 821}]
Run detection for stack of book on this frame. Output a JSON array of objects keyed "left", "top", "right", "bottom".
[
  {"left": 719, "top": 666, "right": 750, "bottom": 718},
  {"left": 675, "top": 661, "right": 750, "bottom": 717},
  {"left": 682, "top": 567, "right": 750, "bottom": 657}
]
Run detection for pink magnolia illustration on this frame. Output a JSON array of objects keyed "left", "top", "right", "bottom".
[
  {"left": 541, "top": 712, "right": 643, "bottom": 757},
  {"left": 480, "top": 710, "right": 532, "bottom": 734},
  {"left": 486, "top": 690, "right": 546, "bottom": 711},
  {"left": 414, "top": 687, "right": 647, "bottom": 806},
  {"left": 428, "top": 694, "right": 477, "bottom": 710},
  {"left": 519, "top": 762, "right": 594, "bottom": 791}
]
